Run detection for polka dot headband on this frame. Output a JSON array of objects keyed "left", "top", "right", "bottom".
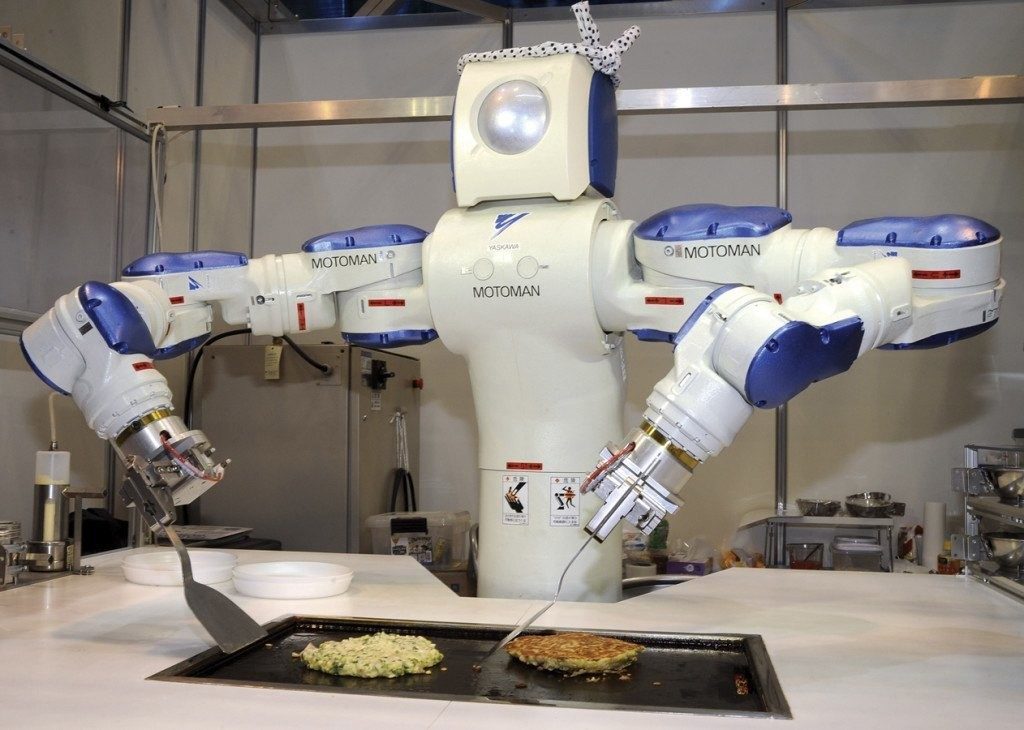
[{"left": 457, "top": 1, "right": 641, "bottom": 88}]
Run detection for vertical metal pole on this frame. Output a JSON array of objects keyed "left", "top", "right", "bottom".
[
  {"left": 773, "top": 0, "right": 789, "bottom": 561},
  {"left": 502, "top": 9, "right": 513, "bottom": 49},
  {"left": 189, "top": 0, "right": 207, "bottom": 253},
  {"left": 108, "top": 0, "right": 133, "bottom": 516},
  {"left": 248, "top": 19, "right": 260, "bottom": 263}
]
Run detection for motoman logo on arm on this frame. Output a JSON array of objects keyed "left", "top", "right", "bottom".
[{"left": 311, "top": 252, "right": 379, "bottom": 269}]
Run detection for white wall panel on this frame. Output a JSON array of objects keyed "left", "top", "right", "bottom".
[
  {"left": 197, "top": 0, "right": 255, "bottom": 252},
  {"left": 0, "top": 0, "right": 121, "bottom": 97},
  {"left": 785, "top": 1, "right": 1024, "bottom": 534}
]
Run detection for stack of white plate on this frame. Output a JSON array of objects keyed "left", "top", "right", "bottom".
[
  {"left": 121, "top": 549, "right": 236, "bottom": 586},
  {"left": 232, "top": 561, "right": 353, "bottom": 599}
]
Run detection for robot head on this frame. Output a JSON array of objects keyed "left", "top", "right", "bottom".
[{"left": 451, "top": 53, "right": 618, "bottom": 207}]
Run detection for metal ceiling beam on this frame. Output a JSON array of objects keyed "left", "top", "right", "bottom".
[
  {"left": 426, "top": 0, "right": 505, "bottom": 23},
  {"left": 147, "top": 75, "right": 1024, "bottom": 131}
]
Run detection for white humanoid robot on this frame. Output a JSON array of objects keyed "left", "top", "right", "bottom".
[{"left": 20, "top": 3, "right": 1004, "bottom": 602}]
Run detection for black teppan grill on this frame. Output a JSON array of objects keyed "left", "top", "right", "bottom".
[{"left": 150, "top": 616, "right": 791, "bottom": 719}]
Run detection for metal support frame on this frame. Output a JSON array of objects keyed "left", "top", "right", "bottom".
[
  {"left": 773, "top": 0, "right": 789, "bottom": 559},
  {"left": 146, "top": 76, "right": 1024, "bottom": 130},
  {"left": 235, "top": 0, "right": 997, "bottom": 34},
  {"left": 426, "top": 0, "right": 506, "bottom": 23},
  {"left": 0, "top": 39, "right": 148, "bottom": 141},
  {"left": 107, "top": 0, "right": 135, "bottom": 515},
  {"left": 190, "top": 0, "right": 208, "bottom": 253}
]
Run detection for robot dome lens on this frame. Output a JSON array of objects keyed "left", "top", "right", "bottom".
[{"left": 477, "top": 80, "right": 549, "bottom": 155}]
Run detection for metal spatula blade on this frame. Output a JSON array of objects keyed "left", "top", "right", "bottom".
[
  {"left": 162, "top": 523, "right": 267, "bottom": 653},
  {"left": 482, "top": 532, "right": 596, "bottom": 661}
]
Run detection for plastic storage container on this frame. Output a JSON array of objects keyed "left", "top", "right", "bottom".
[
  {"left": 366, "top": 511, "right": 470, "bottom": 571},
  {"left": 786, "top": 542, "right": 823, "bottom": 569},
  {"left": 831, "top": 537, "right": 883, "bottom": 571}
]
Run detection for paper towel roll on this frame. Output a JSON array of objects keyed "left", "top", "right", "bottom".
[
  {"left": 923, "top": 501, "right": 946, "bottom": 571},
  {"left": 624, "top": 562, "right": 657, "bottom": 578}
]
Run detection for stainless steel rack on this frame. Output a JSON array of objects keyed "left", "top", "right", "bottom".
[{"left": 952, "top": 445, "right": 1024, "bottom": 604}]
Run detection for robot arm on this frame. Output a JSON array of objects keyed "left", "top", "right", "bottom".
[
  {"left": 20, "top": 225, "right": 434, "bottom": 529},
  {"left": 585, "top": 206, "right": 1003, "bottom": 540}
]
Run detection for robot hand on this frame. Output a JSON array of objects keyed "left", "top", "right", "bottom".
[
  {"left": 583, "top": 256, "right": 936, "bottom": 541},
  {"left": 20, "top": 280, "right": 226, "bottom": 528}
]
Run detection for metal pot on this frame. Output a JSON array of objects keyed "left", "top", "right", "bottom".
[
  {"left": 983, "top": 532, "right": 1024, "bottom": 569},
  {"left": 796, "top": 499, "right": 842, "bottom": 517},
  {"left": 845, "top": 492, "right": 905, "bottom": 518},
  {"left": 981, "top": 468, "right": 1024, "bottom": 504}
]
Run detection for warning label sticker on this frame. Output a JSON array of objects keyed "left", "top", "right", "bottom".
[
  {"left": 501, "top": 474, "right": 529, "bottom": 525},
  {"left": 549, "top": 476, "right": 581, "bottom": 527}
]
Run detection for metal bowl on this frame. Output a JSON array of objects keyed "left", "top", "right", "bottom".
[
  {"left": 845, "top": 492, "right": 893, "bottom": 518},
  {"left": 981, "top": 468, "right": 1024, "bottom": 504},
  {"left": 796, "top": 499, "right": 842, "bottom": 517},
  {"left": 984, "top": 532, "right": 1024, "bottom": 569}
]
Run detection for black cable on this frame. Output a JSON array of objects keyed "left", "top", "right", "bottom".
[
  {"left": 183, "top": 328, "right": 252, "bottom": 427},
  {"left": 281, "top": 335, "right": 333, "bottom": 375},
  {"left": 182, "top": 330, "right": 333, "bottom": 427}
]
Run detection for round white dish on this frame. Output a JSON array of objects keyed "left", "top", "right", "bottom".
[
  {"left": 121, "top": 549, "right": 236, "bottom": 586},
  {"left": 232, "top": 561, "right": 354, "bottom": 599}
]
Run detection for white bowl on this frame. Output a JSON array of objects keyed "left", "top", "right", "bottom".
[
  {"left": 121, "top": 549, "right": 236, "bottom": 586},
  {"left": 232, "top": 561, "right": 353, "bottom": 599}
]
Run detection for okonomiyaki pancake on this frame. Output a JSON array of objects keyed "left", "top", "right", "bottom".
[{"left": 505, "top": 632, "right": 643, "bottom": 675}]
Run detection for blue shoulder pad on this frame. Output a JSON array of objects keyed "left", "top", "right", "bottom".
[
  {"left": 78, "top": 282, "right": 156, "bottom": 356},
  {"left": 879, "top": 320, "right": 997, "bottom": 350},
  {"left": 123, "top": 251, "right": 248, "bottom": 277},
  {"left": 153, "top": 334, "right": 210, "bottom": 360},
  {"left": 636, "top": 204, "right": 792, "bottom": 242},
  {"left": 302, "top": 224, "right": 427, "bottom": 253},
  {"left": 745, "top": 317, "right": 864, "bottom": 409},
  {"left": 837, "top": 214, "right": 999, "bottom": 249},
  {"left": 343, "top": 329, "right": 438, "bottom": 348}
]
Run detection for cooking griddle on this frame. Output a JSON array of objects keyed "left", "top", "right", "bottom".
[{"left": 150, "top": 616, "right": 791, "bottom": 718}]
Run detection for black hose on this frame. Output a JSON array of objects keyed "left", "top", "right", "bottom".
[
  {"left": 183, "top": 330, "right": 333, "bottom": 427},
  {"left": 282, "top": 335, "right": 333, "bottom": 375},
  {"left": 183, "top": 328, "right": 252, "bottom": 427}
]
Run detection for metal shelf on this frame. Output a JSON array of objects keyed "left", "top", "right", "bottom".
[{"left": 966, "top": 497, "right": 1024, "bottom": 529}]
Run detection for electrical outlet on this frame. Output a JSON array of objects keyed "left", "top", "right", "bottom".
[
  {"left": 0, "top": 26, "right": 11, "bottom": 42},
  {"left": 12, "top": 33, "right": 24, "bottom": 49}
]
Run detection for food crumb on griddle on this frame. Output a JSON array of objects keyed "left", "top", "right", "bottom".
[
  {"left": 585, "top": 676, "right": 602, "bottom": 683},
  {"left": 652, "top": 681, "right": 662, "bottom": 686},
  {"left": 618, "top": 674, "right": 631, "bottom": 681},
  {"left": 471, "top": 664, "right": 482, "bottom": 673},
  {"left": 440, "top": 667, "right": 448, "bottom": 672},
  {"left": 515, "top": 682, "right": 527, "bottom": 689}
]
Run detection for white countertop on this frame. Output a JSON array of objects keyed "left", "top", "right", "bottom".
[{"left": 3, "top": 549, "right": 1022, "bottom": 728}]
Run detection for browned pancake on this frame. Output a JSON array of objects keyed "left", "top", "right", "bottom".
[{"left": 505, "top": 632, "right": 643, "bottom": 675}]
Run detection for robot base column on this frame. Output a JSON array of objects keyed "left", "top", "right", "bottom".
[{"left": 476, "top": 468, "right": 622, "bottom": 602}]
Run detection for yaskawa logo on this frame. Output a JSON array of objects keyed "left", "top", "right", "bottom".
[
  {"left": 188, "top": 276, "right": 201, "bottom": 291},
  {"left": 492, "top": 212, "right": 528, "bottom": 239}
]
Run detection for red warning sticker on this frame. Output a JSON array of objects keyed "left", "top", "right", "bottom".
[
  {"left": 169, "top": 295, "right": 185, "bottom": 305},
  {"left": 645, "top": 296, "right": 685, "bottom": 305},
  {"left": 132, "top": 361, "right": 155, "bottom": 372},
  {"left": 368, "top": 299, "right": 406, "bottom": 307},
  {"left": 297, "top": 302, "right": 307, "bottom": 330},
  {"left": 912, "top": 269, "right": 961, "bottom": 280},
  {"left": 506, "top": 461, "right": 543, "bottom": 471}
]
